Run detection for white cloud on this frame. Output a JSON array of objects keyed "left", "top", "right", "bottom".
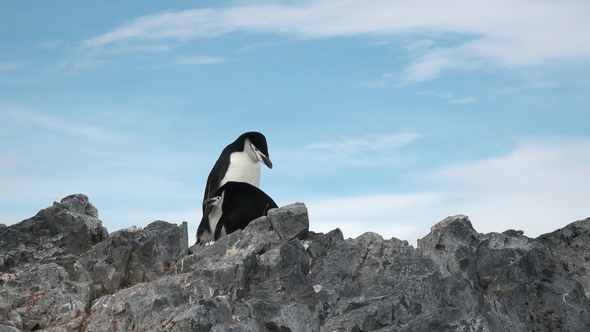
[
  {"left": 426, "top": 137, "right": 590, "bottom": 235},
  {"left": 415, "top": 90, "right": 477, "bottom": 104},
  {"left": 306, "top": 192, "right": 444, "bottom": 242},
  {"left": 358, "top": 73, "right": 396, "bottom": 88},
  {"left": 450, "top": 97, "right": 477, "bottom": 104},
  {"left": 304, "top": 136, "right": 590, "bottom": 244},
  {"left": 402, "top": 47, "right": 476, "bottom": 82},
  {"left": 79, "top": 0, "right": 590, "bottom": 80},
  {"left": 179, "top": 56, "right": 228, "bottom": 65},
  {"left": 306, "top": 131, "right": 422, "bottom": 153}
]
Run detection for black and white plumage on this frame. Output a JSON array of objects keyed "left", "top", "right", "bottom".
[
  {"left": 197, "top": 132, "right": 273, "bottom": 244},
  {"left": 202, "top": 181, "right": 278, "bottom": 242}
]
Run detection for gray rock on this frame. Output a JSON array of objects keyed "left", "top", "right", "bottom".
[
  {"left": 0, "top": 324, "right": 20, "bottom": 332},
  {"left": 0, "top": 194, "right": 108, "bottom": 272},
  {"left": 418, "top": 214, "right": 480, "bottom": 278},
  {"left": 2, "top": 195, "right": 590, "bottom": 332},
  {"left": 84, "top": 205, "right": 317, "bottom": 332},
  {"left": 312, "top": 232, "right": 450, "bottom": 331},
  {"left": 0, "top": 263, "right": 90, "bottom": 331},
  {"left": 419, "top": 215, "right": 590, "bottom": 331},
  {"left": 268, "top": 202, "right": 309, "bottom": 241},
  {"left": 77, "top": 220, "right": 188, "bottom": 297},
  {"left": 0, "top": 195, "right": 188, "bottom": 331},
  {"left": 538, "top": 217, "right": 590, "bottom": 298}
]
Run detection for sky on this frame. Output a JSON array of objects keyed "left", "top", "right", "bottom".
[{"left": 1, "top": 0, "right": 589, "bottom": 246}]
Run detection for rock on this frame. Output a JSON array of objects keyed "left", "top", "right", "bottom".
[
  {"left": 0, "top": 195, "right": 188, "bottom": 331},
  {"left": 419, "top": 215, "right": 590, "bottom": 331},
  {"left": 76, "top": 219, "right": 188, "bottom": 296},
  {"left": 0, "top": 263, "right": 91, "bottom": 331},
  {"left": 312, "top": 232, "right": 450, "bottom": 331},
  {"left": 538, "top": 217, "right": 590, "bottom": 298},
  {"left": 268, "top": 202, "right": 309, "bottom": 241},
  {"left": 2, "top": 194, "right": 590, "bottom": 331},
  {"left": 418, "top": 214, "right": 482, "bottom": 278},
  {"left": 0, "top": 194, "right": 108, "bottom": 272},
  {"left": 0, "top": 324, "right": 20, "bottom": 332}
]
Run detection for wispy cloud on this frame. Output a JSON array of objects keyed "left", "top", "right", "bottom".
[
  {"left": 357, "top": 73, "right": 396, "bottom": 88},
  {"left": 78, "top": 0, "right": 590, "bottom": 80},
  {"left": 486, "top": 81, "right": 561, "bottom": 97},
  {"left": 450, "top": 97, "right": 477, "bottom": 104},
  {"left": 0, "top": 107, "right": 129, "bottom": 143},
  {"left": 293, "top": 132, "right": 423, "bottom": 168},
  {"left": 264, "top": 132, "right": 423, "bottom": 181},
  {"left": 415, "top": 90, "right": 477, "bottom": 104},
  {"left": 304, "top": 136, "right": 590, "bottom": 243},
  {"left": 422, "top": 136, "right": 590, "bottom": 236},
  {"left": 0, "top": 61, "right": 27, "bottom": 72},
  {"left": 150, "top": 56, "right": 229, "bottom": 69},
  {"left": 306, "top": 192, "right": 444, "bottom": 241},
  {"left": 179, "top": 56, "right": 228, "bottom": 65},
  {"left": 306, "top": 132, "right": 422, "bottom": 153}
]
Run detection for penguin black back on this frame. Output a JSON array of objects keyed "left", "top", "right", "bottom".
[{"left": 209, "top": 181, "right": 278, "bottom": 240}]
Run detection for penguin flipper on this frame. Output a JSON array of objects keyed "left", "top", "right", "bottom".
[{"left": 204, "top": 150, "right": 231, "bottom": 201}]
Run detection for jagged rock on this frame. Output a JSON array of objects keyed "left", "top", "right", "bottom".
[
  {"left": 0, "top": 194, "right": 108, "bottom": 331},
  {"left": 418, "top": 214, "right": 590, "bottom": 331},
  {"left": 268, "top": 202, "right": 309, "bottom": 241},
  {"left": 311, "top": 232, "right": 455, "bottom": 331},
  {"left": 0, "top": 194, "right": 108, "bottom": 272},
  {"left": 85, "top": 206, "right": 315, "bottom": 331},
  {"left": 418, "top": 214, "right": 480, "bottom": 278},
  {"left": 0, "top": 195, "right": 187, "bottom": 331},
  {"left": 538, "top": 218, "right": 590, "bottom": 299},
  {"left": 0, "top": 262, "right": 91, "bottom": 331},
  {"left": 1, "top": 195, "right": 590, "bottom": 331},
  {"left": 74, "top": 219, "right": 188, "bottom": 297}
]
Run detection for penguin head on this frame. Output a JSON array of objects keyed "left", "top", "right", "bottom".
[
  {"left": 203, "top": 187, "right": 225, "bottom": 207},
  {"left": 203, "top": 195, "right": 221, "bottom": 207},
  {"left": 241, "top": 132, "right": 273, "bottom": 169}
]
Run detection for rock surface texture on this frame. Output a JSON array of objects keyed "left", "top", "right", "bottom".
[{"left": 0, "top": 194, "right": 589, "bottom": 331}]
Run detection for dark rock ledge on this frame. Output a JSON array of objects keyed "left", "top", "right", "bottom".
[{"left": 1, "top": 194, "right": 589, "bottom": 331}]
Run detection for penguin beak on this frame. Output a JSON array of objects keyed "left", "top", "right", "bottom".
[
  {"left": 249, "top": 142, "right": 273, "bottom": 169},
  {"left": 260, "top": 154, "right": 273, "bottom": 169}
]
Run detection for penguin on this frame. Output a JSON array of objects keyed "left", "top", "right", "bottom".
[
  {"left": 202, "top": 181, "right": 278, "bottom": 242},
  {"left": 197, "top": 132, "right": 273, "bottom": 244}
]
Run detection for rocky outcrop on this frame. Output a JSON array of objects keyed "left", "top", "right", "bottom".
[
  {"left": 1, "top": 194, "right": 589, "bottom": 331},
  {"left": 418, "top": 215, "right": 590, "bottom": 331},
  {"left": 537, "top": 218, "right": 590, "bottom": 300},
  {"left": 0, "top": 194, "right": 187, "bottom": 331}
]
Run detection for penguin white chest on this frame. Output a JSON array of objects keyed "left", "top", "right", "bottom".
[
  {"left": 223, "top": 151, "right": 261, "bottom": 187},
  {"left": 202, "top": 191, "right": 224, "bottom": 243},
  {"left": 203, "top": 205, "right": 222, "bottom": 243}
]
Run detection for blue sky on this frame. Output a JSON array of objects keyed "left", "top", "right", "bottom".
[{"left": 2, "top": 0, "right": 589, "bottom": 245}]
